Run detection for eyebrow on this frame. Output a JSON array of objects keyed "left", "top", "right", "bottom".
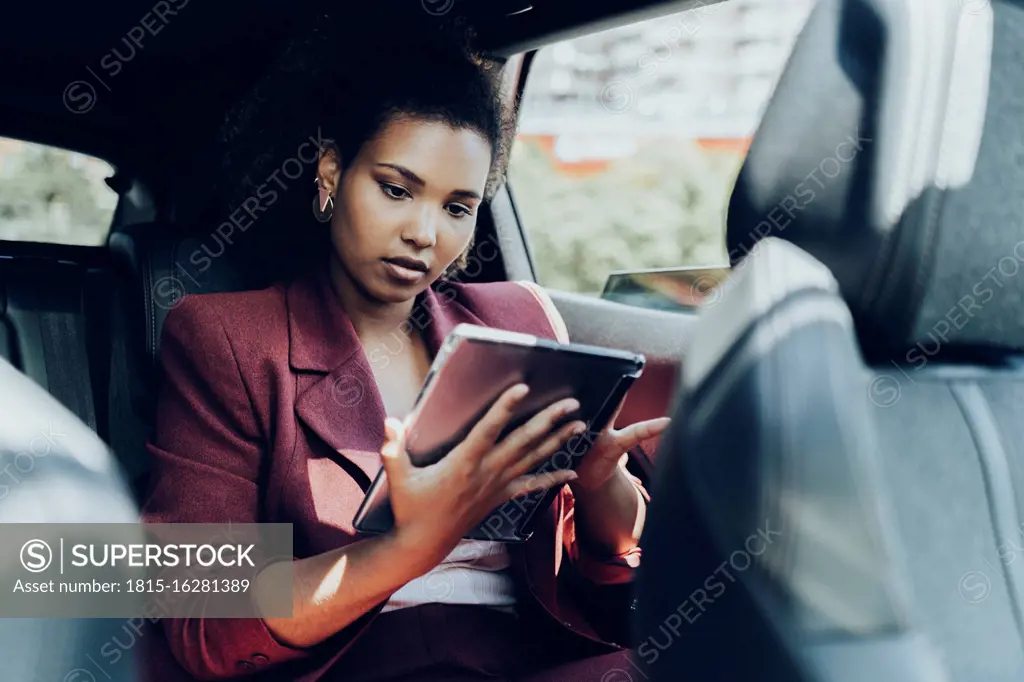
[{"left": 376, "top": 163, "right": 482, "bottom": 201}]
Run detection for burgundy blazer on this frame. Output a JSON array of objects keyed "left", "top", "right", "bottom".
[{"left": 141, "top": 266, "right": 647, "bottom": 681}]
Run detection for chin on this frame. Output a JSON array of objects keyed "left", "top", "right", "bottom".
[
  {"left": 331, "top": 253, "right": 429, "bottom": 305},
  {"left": 368, "top": 272, "right": 433, "bottom": 304}
]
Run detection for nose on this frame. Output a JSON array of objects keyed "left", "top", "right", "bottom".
[{"left": 401, "top": 204, "right": 437, "bottom": 249}]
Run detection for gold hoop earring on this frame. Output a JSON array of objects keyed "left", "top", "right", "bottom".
[{"left": 313, "top": 178, "right": 334, "bottom": 223}]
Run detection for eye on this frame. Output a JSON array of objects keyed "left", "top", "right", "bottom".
[
  {"left": 446, "top": 203, "right": 474, "bottom": 219},
  {"left": 379, "top": 182, "right": 411, "bottom": 200}
]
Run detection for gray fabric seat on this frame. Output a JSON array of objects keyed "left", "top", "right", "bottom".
[
  {"left": 0, "top": 356, "right": 141, "bottom": 682},
  {"left": 636, "top": 0, "right": 1024, "bottom": 680}
]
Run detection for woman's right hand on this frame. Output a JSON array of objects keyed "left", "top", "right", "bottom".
[{"left": 380, "top": 383, "right": 585, "bottom": 573}]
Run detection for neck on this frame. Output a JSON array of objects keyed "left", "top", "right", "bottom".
[{"left": 326, "top": 257, "right": 418, "bottom": 339}]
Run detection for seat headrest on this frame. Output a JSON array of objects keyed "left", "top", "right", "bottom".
[{"left": 727, "top": 0, "right": 1024, "bottom": 356}]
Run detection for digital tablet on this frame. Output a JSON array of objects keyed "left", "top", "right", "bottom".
[{"left": 352, "top": 323, "right": 645, "bottom": 542}]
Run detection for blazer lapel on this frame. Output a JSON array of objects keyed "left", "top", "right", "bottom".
[
  {"left": 294, "top": 361, "right": 387, "bottom": 484},
  {"left": 288, "top": 269, "right": 386, "bottom": 483}
]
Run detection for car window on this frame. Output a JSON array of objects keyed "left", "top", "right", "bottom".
[
  {"left": 0, "top": 137, "right": 117, "bottom": 246},
  {"left": 508, "top": 0, "right": 815, "bottom": 296}
]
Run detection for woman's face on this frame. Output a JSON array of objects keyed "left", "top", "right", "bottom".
[{"left": 319, "top": 115, "right": 491, "bottom": 304}]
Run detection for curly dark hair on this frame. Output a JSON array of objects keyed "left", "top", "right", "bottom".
[{"left": 199, "top": 12, "right": 517, "bottom": 275}]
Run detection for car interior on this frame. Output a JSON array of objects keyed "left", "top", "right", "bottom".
[{"left": 0, "top": 0, "right": 1020, "bottom": 679}]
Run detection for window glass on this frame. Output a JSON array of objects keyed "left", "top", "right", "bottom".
[
  {"left": 0, "top": 137, "right": 117, "bottom": 246},
  {"left": 508, "top": 1, "right": 815, "bottom": 295}
]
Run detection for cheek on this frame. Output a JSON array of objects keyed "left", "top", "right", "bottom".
[
  {"left": 438, "top": 218, "right": 477, "bottom": 258},
  {"left": 332, "top": 182, "right": 393, "bottom": 253}
]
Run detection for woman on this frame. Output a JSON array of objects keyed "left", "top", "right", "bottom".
[{"left": 142, "top": 21, "right": 670, "bottom": 682}]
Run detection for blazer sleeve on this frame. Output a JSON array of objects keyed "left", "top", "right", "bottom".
[
  {"left": 514, "top": 281, "right": 649, "bottom": 586},
  {"left": 142, "top": 297, "right": 314, "bottom": 679}
]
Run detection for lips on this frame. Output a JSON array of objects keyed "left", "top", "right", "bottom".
[
  {"left": 381, "top": 256, "right": 431, "bottom": 284},
  {"left": 383, "top": 257, "right": 429, "bottom": 273}
]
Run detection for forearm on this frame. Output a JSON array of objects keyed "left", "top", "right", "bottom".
[
  {"left": 569, "top": 465, "right": 645, "bottom": 556},
  {"left": 255, "top": 531, "right": 429, "bottom": 649}
]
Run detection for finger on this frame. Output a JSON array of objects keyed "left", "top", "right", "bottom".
[
  {"left": 492, "top": 397, "right": 580, "bottom": 466},
  {"left": 503, "top": 468, "right": 578, "bottom": 500},
  {"left": 379, "top": 417, "right": 412, "bottom": 481},
  {"left": 460, "top": 383, "right": 531, "bottom": 458},
  {"left": 506, "top": 420, "right": 586, "bottom": 480},
  {"left": 615, "top": 417, "right": 672, "bottom": 451}
]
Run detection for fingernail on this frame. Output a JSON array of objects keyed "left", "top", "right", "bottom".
[
  {"left": 572, "top": 422, "right": 587, "bottom": 435},
  {"left": 564, "top": 399, "right": 581, "bottom": 412},
  {"left": 513, "top": 384, "right": 530, "bottom": 398}
]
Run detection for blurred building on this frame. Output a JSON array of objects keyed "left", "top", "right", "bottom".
[{"left": 518, "top": 0, "right": 815, "bottom": 163}]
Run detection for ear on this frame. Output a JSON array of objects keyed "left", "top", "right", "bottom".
[{"left": 316, "top": 143, "right": 343, "bottom": 196}]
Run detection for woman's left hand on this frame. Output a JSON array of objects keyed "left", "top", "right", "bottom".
[{"left": 572, "top": 399, "right": 672, "bottom": 492}]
